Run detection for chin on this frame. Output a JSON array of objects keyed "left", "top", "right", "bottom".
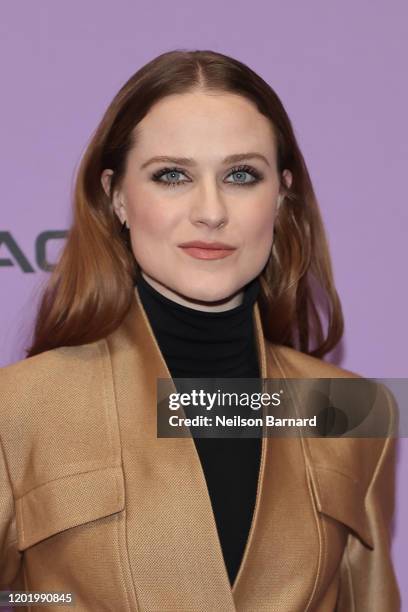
[
  {"left": 178, "top": 283, "right": 240, "bottom": 305},
  {"left": 142, "top": 269, "right": 242, "bottom": 305}
]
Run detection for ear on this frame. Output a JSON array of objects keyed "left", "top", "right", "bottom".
[
  {"left": 278, "top": 169, "right": 293, "bottom": 209},
  {"left": 101, "top": 169, "right": 127, "bottom": 225},
  {"left": 282, "top": 169, "right": 293, "bottom": 191}
]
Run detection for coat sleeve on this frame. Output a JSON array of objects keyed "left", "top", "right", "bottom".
[
  {"left": 336, "top": 404, "right": 401, "bottom": 610},
  {"left": 0, "top": 433, "right": 22, "bottom": 589}
]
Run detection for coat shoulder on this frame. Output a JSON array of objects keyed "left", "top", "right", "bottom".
[
  {"left": 266, "top": 343, "right": 397, "bottom": 488},
  {"left": 0, "top": 341, "right": 108, "bottom": 421},
  {"left": 266, "top": 342, "right": 361, "bottom": 379},
  {"left": 0, "top": 341, "right": 105, "bottom": 381}
]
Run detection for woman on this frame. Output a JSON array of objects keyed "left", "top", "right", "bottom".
[{"left": 0, "top": 49, "right": 400, "bottom": 611}]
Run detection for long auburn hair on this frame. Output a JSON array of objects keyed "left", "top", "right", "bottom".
[{"left": 26, "top": 49, "right": 343, "bottom": 359}]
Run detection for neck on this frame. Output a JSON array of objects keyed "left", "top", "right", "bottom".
[{"left": 140, "top": 272, "right": 244, "bottom": 312}]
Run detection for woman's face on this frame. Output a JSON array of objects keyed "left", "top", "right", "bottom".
[{"left": 102, "top": 91, "right": 292, "bottom": 311}]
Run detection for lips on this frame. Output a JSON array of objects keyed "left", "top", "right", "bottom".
[
  {"left": 178, "top": 240, "right": 237, "bottom": 260},
  {"left": 178, "top": 241, "right": 235, "bottom": 250}
]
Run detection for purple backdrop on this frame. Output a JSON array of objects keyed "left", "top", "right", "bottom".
[{"left": 1, "top": 0, "right": 407, "bottom": 607}]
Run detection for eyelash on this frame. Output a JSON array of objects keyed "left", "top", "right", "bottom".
[{"left": 151, "top": 164, "right": 263, "bottom": 188}]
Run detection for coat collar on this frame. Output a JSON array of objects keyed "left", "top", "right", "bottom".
[{"left": 106, "top": 287, "right": 320, "bottom": 611}]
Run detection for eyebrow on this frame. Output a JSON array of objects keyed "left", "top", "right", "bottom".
[{"left": 140, "top": 152, "right": 270, "bottom": 170}]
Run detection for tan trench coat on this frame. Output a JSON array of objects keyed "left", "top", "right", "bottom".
[{"left": 0, "top": 287, "right": 400, "bottom": 611}]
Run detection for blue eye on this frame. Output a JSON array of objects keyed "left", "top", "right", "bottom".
[
  {"left": 151, "top": 164, "right": 263, "bottom": 188},
  {"left": 151, "top": 167, "right": 190, "bottom": 188},
  {"left": 225, "top": 166, "right": 262, "bottom": 185}
]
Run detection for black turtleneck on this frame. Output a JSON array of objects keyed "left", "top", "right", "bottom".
[{"left": 136, "top": 274, "right": 262, "bottom": 587}]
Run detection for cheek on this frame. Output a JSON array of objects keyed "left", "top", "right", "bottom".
[
  {"left": 241, "top": 200, "right": 276, "bottom": 246},
  {"left": 128, "top": 199, "right": 172, "bottom": 240},
  {"left": 126, "top": 195, "right": 178, "bottom": 265}
]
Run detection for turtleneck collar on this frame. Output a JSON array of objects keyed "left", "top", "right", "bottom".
[{"left": 135, "top": 275, "right": 261, "bottom": 379}]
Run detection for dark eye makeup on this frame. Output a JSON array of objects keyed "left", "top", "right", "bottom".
[{"left": 150, "top": 164, "right": 264, "bottom": 189}]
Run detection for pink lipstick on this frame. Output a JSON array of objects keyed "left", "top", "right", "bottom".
[{"left": 178, "top": 240, "right": 236, "bottom": 261}]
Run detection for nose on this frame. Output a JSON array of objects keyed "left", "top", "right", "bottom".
[{"left": 189, "top": 177, "right": 228, "bottom": 229}]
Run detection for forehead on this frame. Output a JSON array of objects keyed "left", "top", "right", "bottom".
[{"left": 130, "top": 92, "right": 277, "bottom": 159}]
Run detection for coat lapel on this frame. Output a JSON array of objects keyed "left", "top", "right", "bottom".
[{"left": 106, "top": 287, "right": 320, "bottom": 611}]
